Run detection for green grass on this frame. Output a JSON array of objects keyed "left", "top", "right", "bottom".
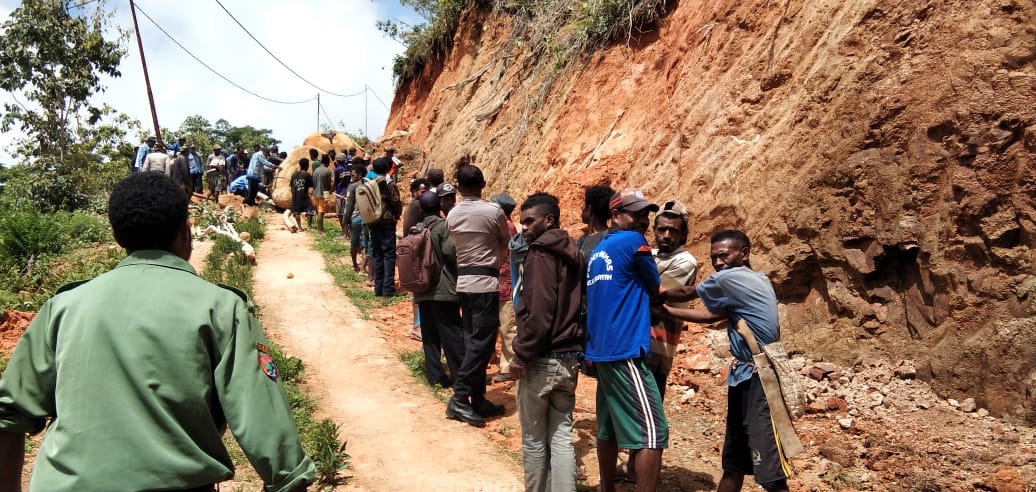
[
  {"left": 399, "top": 350, "right": 452, "bottom": 403},
  {"left": 0, "top": 243, "right": 124, "bottom": 312},
  {"left": 310, "top": 221, "right": 408, "bottom": 313}
]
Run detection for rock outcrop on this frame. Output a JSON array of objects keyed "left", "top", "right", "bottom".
[{"left": 384, "top": 0, "right": 1036, "bottom": 422}]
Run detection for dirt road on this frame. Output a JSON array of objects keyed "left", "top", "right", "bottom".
[{"left": 252, "top": 224, "right": 523, "bottom": 491}]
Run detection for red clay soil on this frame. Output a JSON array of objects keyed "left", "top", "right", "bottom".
[{"left": 0, "top": 310, "right": 34, "bottom": 354}]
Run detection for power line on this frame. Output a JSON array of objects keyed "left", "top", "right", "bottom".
[
  {"left": 134, "top": 4, "right": 316, "bottom": 106},
  {"left": 319, "top": 104, "right": 337, "bottom": 133},
  {"left": 212, "top": 0, "right": 366, "bottom": 99},
  {"left": 366, "top": 87, "right": 391, "bottom": 111}
]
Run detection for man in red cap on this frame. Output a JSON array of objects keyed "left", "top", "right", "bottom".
[{"left": 585, "top": 188, "right": 667, "bottom": 492}]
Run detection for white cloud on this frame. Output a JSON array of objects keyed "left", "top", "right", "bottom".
[{"left": 0, "top": 0, "right": 419, "bottom": 164}]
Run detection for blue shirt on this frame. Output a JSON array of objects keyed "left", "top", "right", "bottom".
[
  {"left": 188, "top": 152, "right": 203, "bottom": 174},
  {"left": 247, "top": 151, "right": 272, "bottom": 179},
  {"left": 585, "top": 230, "right": 660, "bottom": 362},
  {"left": 696, "top": 266, "right": 780, "bottom": 386},
  {"left": 134, "top": 143, "right": 150, "bottom": 170},
  {"left": 229, "top": 175, "right": 249, "bottom": 193}
]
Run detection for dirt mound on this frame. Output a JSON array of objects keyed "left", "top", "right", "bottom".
[
  {"left": 0, "top": 310, "right": 34, "bottom": 353},
  {"left": 301, "top": 131, "right": 360, "bottom": 155},
  {"left": 385, "top": 0, "right": 1036, "bottom": 422}
]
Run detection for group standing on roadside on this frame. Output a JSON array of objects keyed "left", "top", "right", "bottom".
[
  {"left": 407, "top": 164, "right": 792, "bottom": 492},
  {"left": 10, "top": 140, "right": 794, "bottom": 492}
]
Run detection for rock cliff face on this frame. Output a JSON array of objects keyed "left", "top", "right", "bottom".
[{"left": 383, "top": 0, "right": 1036, "bottom": 422}]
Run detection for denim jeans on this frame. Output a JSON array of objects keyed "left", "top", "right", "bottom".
[
  {"left": 368, "top": 221, "right": 397, "bottom": 295},
  {"left": 518, "top": 356, "right": 580, "bottom": 492},
  {"left": 349, "top": 216, "right": 368, "bottom": 251}
]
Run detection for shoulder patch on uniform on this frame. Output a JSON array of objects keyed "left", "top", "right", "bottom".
[
  {"left": 55, "top": 279, "right": 92, "bottom": 294},
  {"left": 256, "top": 343, "right": 278, "bottom": 381},
  {"left": 635, "top": 244, "right": 653, "bottom": 256}
]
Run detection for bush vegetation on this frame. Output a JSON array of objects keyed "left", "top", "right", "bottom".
[
  {"left": 382, "top": 0, "right": 669, "bottom": 86},
  {"left": 0, "top": 209, "right": 121, "bottom": 312}
]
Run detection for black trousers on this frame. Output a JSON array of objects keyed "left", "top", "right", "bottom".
[
  {"left": 245, "top": 176, "right": 260, "bottom": 205},
  {"left": 418, "top": 300, "right": 465, "bottom": 387},
  {"left": 452, "top": 291, "right": 499, "bottom": 402}
]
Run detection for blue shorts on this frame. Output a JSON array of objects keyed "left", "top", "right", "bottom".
[{"left": 349, "top": 216, "right": 367, "bottom": 250}]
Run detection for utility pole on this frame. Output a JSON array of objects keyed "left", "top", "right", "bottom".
[
  {"left": 364, "top": 84, "right": 369, "bottom": 139},
  {"left": 129, "top": 0, "right": 163, "bottom": 146},
  {"left": 316, "top": 93, "right": 320, "bottom": 132}
]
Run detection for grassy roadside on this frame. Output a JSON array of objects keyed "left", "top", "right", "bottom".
[
  {"left": 309, "top": 221, "right": 449, "bottom": 402},
  {"left": 199, "top": 216, "right": 349, "bottom": 487}
]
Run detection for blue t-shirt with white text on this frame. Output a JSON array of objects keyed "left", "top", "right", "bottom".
[{"left": 585, "top": 230, "right": 660, "bottom": 362}]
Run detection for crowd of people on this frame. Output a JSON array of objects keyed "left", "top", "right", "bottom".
[
  {"left": 132, "top": 135, "right": 292, "bottom": 205},
  {"left": 384, "top": 163, "right": 790, "bottom": 492},
  {"left": 1, "top": 146, "right": 791, "bottom": 492}
]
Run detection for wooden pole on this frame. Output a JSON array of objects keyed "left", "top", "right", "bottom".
[{"left": 129, "top": 0, "right": 163, "bottom": 146}]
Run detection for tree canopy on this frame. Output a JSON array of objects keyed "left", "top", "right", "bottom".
[{"left": 0, "top": 0, "right": 126, "bottom": 160}]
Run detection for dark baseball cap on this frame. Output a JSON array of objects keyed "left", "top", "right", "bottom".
[
  {"left": 436, "top": 183, "right": 457, "bottom": 197},
  {"left": 490, "top": 192, "right": 516, "bottom": 215},
  {"left": 609, "top": 188, "right": 659, "bottom": 213}
]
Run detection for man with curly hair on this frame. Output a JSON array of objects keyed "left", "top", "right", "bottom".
[{"left": 0, "top": 172, "right": 314, "bottom": 491}]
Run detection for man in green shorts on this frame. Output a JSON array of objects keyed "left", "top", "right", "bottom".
[
  {"left": 0, "top": 172, "right": 314, "bottom": 491},
  {"left": 585, "top": 188, "right": 668, "bottom": 492}
]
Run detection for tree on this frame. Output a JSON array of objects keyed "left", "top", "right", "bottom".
[
  {"left": 0, "top": 0, "right": 126, "bottom": 161},
  {"left": 223, "top": 124, "right": 279, "bottom": 151}
]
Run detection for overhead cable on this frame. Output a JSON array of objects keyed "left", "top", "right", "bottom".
[
  {"left": 366, "top": 87, "right": 391, "bottom": 111},
  {"left": 212, "top": 0, "right": 366, "bottom": 98},
  {"left": 319, "top": 104, "right": 338, "bottom": 133},
  {"left": 135, "top": 4, "right": 316, "bottom": 106}
]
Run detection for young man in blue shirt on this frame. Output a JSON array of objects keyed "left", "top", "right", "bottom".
[{"left": 585, "top": 188, "right": 667, "bottom": 492}]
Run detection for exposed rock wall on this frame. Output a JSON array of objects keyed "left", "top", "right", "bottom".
[{"left": 384, "top": 0, "right": 1036, "bottom": 421}]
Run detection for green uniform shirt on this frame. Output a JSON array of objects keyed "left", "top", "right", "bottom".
[{"left": 0, "top": 250, "right": 314, "bottom": 491}]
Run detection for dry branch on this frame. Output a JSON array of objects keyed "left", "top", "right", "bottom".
[
  {"left": 474, "top": 88, "right": 514, "bottom": 122},
  {"left": 576, "top": 109, "right": 626, "bottom": 172},
  {"left": 441, "top": 64, "right": 491, "bottom": 92}
]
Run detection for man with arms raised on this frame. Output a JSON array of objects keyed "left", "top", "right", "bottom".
[
  {"left": 586, "top": 188, "right": 668, "bottom": 492},
  {"left": 0, "top": 172, "right": 314, "bottom": 491},
  {"left": 664, "top": 230, "right": 789, "bottom": 492}
]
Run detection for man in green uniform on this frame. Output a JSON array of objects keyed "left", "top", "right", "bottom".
[{"left": 0, "top": 172, "right": 314, "bottom": 491}]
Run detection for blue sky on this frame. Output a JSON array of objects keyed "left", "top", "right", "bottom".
[{"left": 0, "top": 0, "right": 421, "bottom": 163}]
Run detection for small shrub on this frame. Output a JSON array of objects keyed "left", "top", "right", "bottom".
[
  {"left": 307, "top": 418, "right": 350, "bottom": 486},
  {"left": 235, "top": 218, "right": 265, "bottom": 242},
  {"left": 0, "top": 209, "right": 63, "bottom": 267},
  {"left": 56, "top": 211, "right": 112, "bottom": 247}
]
